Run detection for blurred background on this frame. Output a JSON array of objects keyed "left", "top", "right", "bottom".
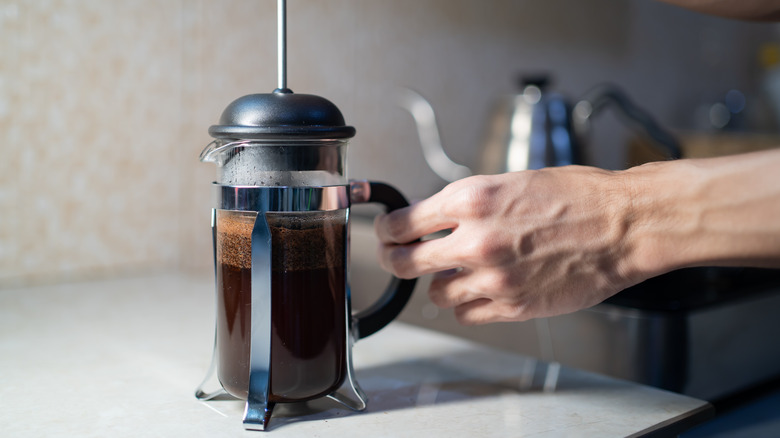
[{"left": 2, "top": 0, "right": 779, "bottom": 286}]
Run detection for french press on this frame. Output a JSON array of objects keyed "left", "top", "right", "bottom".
[{"left": 195, "top": 1, "right": 417, "bottom": 431}]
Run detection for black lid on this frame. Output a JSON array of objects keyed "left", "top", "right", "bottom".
[{"left": 208, "top": 89, "right": 356, "bottom": 140}]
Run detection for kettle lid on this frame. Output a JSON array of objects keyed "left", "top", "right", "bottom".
[{"left": 208, "top": 89, "right": 356, "bottom": 140}]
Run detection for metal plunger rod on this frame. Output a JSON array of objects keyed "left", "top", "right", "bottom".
[{"left": 277, "top": 0, "right": 287, "bottom": 91}]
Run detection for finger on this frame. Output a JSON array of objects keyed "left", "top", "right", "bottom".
[
  {"left": 378, "top": 237, "right": 464, "bottom": 279},
  {"left": 374, "top": 196, "right": 457, "bottom": 245},
  {"left": 453, "top": 298, "right": 516, "bottom": 325},
  {"left": 430, "top": 267, "right": 533, "bottom": 324},
  {"left": 427, "top": 268, "right": 496, "bottom": 310}
]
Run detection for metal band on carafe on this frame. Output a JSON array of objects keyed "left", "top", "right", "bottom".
[{"left": 215, "top": 184, "right": 350, "bottom": 212}]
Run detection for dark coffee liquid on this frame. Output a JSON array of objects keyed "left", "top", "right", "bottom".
[
  {"left": 216, "top": 261, "right": 251, "bottom": 398},
  {"left": 215, "top": 209, "right": 347, "bottom": 402}
]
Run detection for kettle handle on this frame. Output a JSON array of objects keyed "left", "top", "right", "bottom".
[
  {"left": 349, "top": 180, "right": 418, "bottom": 339},
  {"left": 574, "top": 84, "right": 682, "bottom": 160}
]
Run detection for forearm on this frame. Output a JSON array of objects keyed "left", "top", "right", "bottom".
[
  {"left": 624, "top": 149, "right": 780, "bottom": 278},
  {"left": 656, "top": 0, "right": 780, "bottom": 21}
]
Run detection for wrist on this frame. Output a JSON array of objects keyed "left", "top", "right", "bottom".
[{"left": 619, "top": 159, "right": 704, "bottom": 279}]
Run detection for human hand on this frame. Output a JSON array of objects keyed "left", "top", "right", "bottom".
[{"left": 374, "top": 166, "right": 650, "bottom": 325}]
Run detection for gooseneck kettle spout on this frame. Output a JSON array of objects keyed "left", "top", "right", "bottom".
[
  {"left": 395, "top": 88, "right": 473, "bottom": 182},
  {"left": 397, "top": 77, "right": 682, "bottom": 183}
]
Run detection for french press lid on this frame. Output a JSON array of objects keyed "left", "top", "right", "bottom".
[
  {"left": 208, "top": 89, "right": 356, "bottom": 140},
  {"left": 208, "top": 0, "right": 354, "bottom": 142}
]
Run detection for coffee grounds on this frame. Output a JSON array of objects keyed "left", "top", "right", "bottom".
[
  {"left": 267, "top": 211, "right": 345, "bottom": 272},
  {"left": 216, "top": 211, "right": 256, "bottom": 270},
  {"left": 216, "top": 210, "right": 346, "bottom": 272}
]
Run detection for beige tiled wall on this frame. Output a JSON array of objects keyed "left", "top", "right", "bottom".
[
  {"left": 1, "top": 1, "right": 186, "bottom": 285},
  {"left": 0, "top": 0, "right": 774, "bottom": 286}
]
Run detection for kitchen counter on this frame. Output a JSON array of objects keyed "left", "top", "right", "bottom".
[{"left": 0, "top": 273, "right": 712, "bottom": 437}]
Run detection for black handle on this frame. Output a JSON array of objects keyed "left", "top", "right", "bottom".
[
  {"left": 579, "top": 84, "right": 682, "bottom": 160},
  {"left": 351, "top": 181, "right": 418, "bottom": 339}
]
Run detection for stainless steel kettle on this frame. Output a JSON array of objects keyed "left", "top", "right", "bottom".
[{"left": 397, "top": 76, "right": 681, "bottom": 182}]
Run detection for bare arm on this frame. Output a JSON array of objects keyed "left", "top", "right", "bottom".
[
  {"left": 625, "top": 149, "right": 780, "bottom": 272},
  {"left": 374, "top": 149, "right": 780, "bottom": 324},
  {"left": 657, "top": 0, "right": 780, "bottom": 21}
]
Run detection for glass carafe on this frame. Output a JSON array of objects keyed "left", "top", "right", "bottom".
[{"left": 195, "top": 92, "right": 417, "bottom": 431}]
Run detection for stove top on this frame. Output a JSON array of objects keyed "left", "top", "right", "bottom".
[{"left": 605, "top": 267, "right": 780, "bottom": 312}]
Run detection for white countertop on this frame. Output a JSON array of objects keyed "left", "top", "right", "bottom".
[{"left": 0, "top": 273, "right": 712, "bottom": 437}]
